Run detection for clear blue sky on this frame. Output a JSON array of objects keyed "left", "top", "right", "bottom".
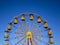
[{"left": 0, "top": 0, "right": 60, "bottom": 45}]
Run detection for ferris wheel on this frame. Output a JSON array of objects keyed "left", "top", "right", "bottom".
[{"left": 4, "top": 13, "right": 54, "bottom": 45}]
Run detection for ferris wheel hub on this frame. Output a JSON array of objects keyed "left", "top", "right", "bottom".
[{"left": 26, "top": 31, "right": 32, "bottom": 39}]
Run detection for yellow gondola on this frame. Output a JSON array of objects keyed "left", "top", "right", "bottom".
[
  {"left": 29, "top": 13, "right": 34, "bottom": 20},
  {"left": 21, "top": 16, "right": 25, "bottom": 21},
  {"left": 21, "top": 14, "right": 25, "bottom": 21},
  {"left": 44, "top": 22, "right": 48, "bottom": 28},
  {"left": 8, "top": 25, "right": 12, "bottom": 30},
  {"left": 49, "top": 40, "right": 54, "bottom": 44},
  {"left": 14, "top": 19, "right": 18, "bottom": 24},
  {"left": 14, "top": 16, "right": 18, "bottom": 24},
  {"left": 37, "top": 18, "right": 42, "bottom": 23},
  {"left": 37, "top": 16, "right": 42, "bottom": 23},
  {"left": 4, "top": 43, "right": 8, "bottom": 45},
  {"left": 4, "top": 33, "right": 9, "bottom": 38},
  {"left": 48, "top": 31, "right": 52, "bottom": 35}
]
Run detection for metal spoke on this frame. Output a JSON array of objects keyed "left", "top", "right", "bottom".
[
  {"left": 15, "top": 32, "right": 23, "bottom": 34},
  {"left": 22, "top": 39, "right": 26, "bottom": 45},
  {"left": 14, "top": 36, "right": 25, "bottom": 45},
  {"left": 31, "top": 38, "right": 38, "bottom": 45},
  {"left": 35, "top": 37, "right": 49, "bottom": 45},
  {"left": 32, "top": 22, "right": 42, "bottom": 33},
  {"left": 24, "top": 22, "right": 29, "bottom": 33},
  {"left": 9, "top": 36, "right": 24, "bottom": 40},
  {"left": 12, "top": 24, "right": 21, "bottom": 30},
  {"left": 33, "top": 34, "right": 48, "bottom": 38}
]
